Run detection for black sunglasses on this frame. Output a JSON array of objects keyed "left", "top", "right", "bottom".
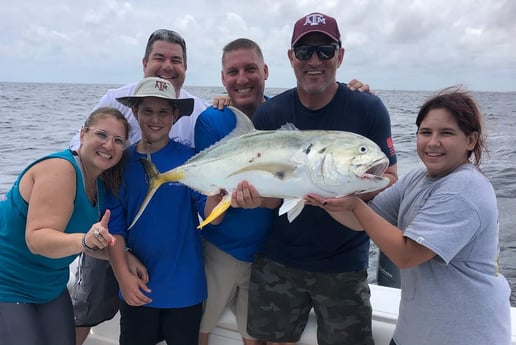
[{"left": 293, "top": 44, "right": 339, "bottom": 61}]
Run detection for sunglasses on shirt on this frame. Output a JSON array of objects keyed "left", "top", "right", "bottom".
[{"left": 293, "top": 44, "right": 339, "bottom": 61}]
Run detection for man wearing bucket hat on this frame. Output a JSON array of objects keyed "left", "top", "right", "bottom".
[
  {"left": 233, "top": 12, "right": 398, "bottom": 345},
  {"left": 105, "top": 76, "right": 222, "bottom": 345},
  {"left": 69, "top": 29, "right": 209, "bottom": 345}
]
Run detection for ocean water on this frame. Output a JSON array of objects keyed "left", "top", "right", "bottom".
[{"left": 0, "top": 82, "right": 514, "bottom": 306}]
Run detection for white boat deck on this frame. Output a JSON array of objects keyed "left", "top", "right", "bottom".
[
  {"left": 81, "top": 282, "right": 516, "bottom": 345},
  {"left": 83, "top": 284, "right": 400, "bottom": 345}
]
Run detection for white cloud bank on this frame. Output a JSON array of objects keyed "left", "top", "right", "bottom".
[{"left": 0, "top": 0, "right": 514, "bottom": 91}]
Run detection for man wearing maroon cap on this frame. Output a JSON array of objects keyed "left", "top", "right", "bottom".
[{"left": 232, "top": 12, "right": 398, "bottom": 345}]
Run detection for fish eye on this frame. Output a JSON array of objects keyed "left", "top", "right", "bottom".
[{"left": 359, "top": 145, "right": 368, "bottom": 153}]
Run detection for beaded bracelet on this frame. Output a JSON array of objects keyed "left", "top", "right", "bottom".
[{"left": 82, "top": 234, "right": 98, "bottom": 252}]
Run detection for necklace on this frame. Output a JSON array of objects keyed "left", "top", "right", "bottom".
[
  {"left": 72, "top": 150, "right": 98, "bottom": 206},
  {"left": 72, "top": 150, "right": 101, "bottom": 220}
]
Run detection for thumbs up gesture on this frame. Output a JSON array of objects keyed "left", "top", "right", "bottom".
[{"left": 83, "top": 209, "right": 116, "bottom": 251}]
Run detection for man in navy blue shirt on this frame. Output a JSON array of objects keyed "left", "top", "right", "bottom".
[{"left": 233, "top": 12, "right": 398, "bottom": 345}]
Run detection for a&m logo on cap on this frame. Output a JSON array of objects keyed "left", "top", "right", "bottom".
[
  {"left": 155, "top": 80, "right": 168, "bottom": 92},
  {"left": 303, "top": 13, "right": 326, "bottom": 27}
]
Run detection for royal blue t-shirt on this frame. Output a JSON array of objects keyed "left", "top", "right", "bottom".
[
  {"left": 194, "top": 106, "right": 274, "bottom": 262},
  {"left": 106, "top": 140, "right": 207, "bottom": 308}
]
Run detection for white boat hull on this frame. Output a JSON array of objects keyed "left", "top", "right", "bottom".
[{"left": 68, "top": 259, "right": 515, "bottom": 345}]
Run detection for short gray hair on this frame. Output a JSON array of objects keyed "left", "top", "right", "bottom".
[{"left": 144, "top": 29, "right": 187, "bottom": 65}]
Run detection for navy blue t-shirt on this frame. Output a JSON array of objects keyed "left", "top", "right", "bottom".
[{"left": 252, "top": 83, "right": 397, "bottom": 272}]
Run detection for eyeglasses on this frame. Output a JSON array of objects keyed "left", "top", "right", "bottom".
[
  {"left": 86, "top": 127, "right": 128, "bottom": 149},
  {"left": 293, "top": 44, "right": 339, "bottom": 61}
]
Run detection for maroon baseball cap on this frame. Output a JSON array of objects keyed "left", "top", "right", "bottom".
[{"left": 291, "top": 12, "right": 341, "bottom": 47}]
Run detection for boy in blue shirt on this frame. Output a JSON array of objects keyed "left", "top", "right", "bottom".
[{"left": 107, "top": 76, "right": 222, "bottom": 345}]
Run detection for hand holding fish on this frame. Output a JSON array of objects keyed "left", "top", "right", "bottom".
[
  {"left": 305, "top": 193, "right": 365, "bottom": 231},
  {"left": 231, "top": 180, "right": 262, "bottom": 209},
  {"left": 231, "top": 180, "right": 282, "bottom": 209}
]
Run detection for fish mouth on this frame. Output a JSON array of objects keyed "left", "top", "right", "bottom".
[{"left": 359, "top": 158, "right": 389, "bottom": 179}]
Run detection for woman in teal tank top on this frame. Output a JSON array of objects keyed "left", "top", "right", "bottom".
[{"left": 0, "top": 107, "right": 129, "bottom": 345}]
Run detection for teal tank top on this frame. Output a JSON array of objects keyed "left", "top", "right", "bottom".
[{"left": 0, "top": 149, "right": 104, "bottom": 303}]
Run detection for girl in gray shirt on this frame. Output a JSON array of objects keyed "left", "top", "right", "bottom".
[{"left": 305, "top": 87, "right": 511, "bottom": 345}]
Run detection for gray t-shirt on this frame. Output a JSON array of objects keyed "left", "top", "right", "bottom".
[{"left": 370, "top": 164, "right": 511, "bottom": 345}]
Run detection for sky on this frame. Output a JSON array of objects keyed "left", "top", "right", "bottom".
[{"left": 1, "top": 0, "right": 515, "bottom": 92}]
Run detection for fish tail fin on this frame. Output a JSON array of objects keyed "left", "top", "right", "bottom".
[
  {"left": 139, "top": 157, "right": 160, "bottom": 180},
  {"left": 127, "top": 183, "right": 159, "bottom": 230},
  {"left": 197, "top": 194, "right": 232, "bottom": 229},
  {"left": 128, "top": 158, "right": 183, "bottom": 230}
]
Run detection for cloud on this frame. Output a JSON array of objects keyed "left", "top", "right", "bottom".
[{"left": 0, "top": 0, "right": 514, "bottom": 91}]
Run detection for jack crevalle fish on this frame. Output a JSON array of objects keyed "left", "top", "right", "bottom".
[{"left": 129, "top": 106, "right": 390, "bottom": 229}]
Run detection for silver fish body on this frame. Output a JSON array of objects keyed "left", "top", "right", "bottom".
[
  {"left": 130, "top": 107, "right": 390, "bottom": 228},
  {"left": 178, "top": 130, "right": 388, "bottom": 198}
]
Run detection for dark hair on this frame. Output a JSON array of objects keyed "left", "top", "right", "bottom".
[
  {"left": 144, "top": 29, "right": 187, "bottom": 65},
  {"left": 416, "top": 86, "right": 487, "bottom": 167},
  {"left": 83, "top": 107, "right": 130, "bottom": 195},
  {"left": 222, "top": 38, "right": 264, "bottom": 64}
]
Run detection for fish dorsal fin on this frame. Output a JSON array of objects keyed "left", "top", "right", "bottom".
[
  {"left": 278, "top": 122, "right": 299, "bottom": 131},
  {"left": 227, "top": 105, "right": 256, "bottom": 137},
  {"left": 186, "top": 106, "right": 256, "bottom": 163}
]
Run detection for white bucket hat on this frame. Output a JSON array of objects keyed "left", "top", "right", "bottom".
[{"left": 117, "top": 77, "right": 194, "bottom": 117}]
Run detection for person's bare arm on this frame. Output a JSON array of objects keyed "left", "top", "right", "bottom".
[
  {"left": 108, "top": 235, "right": 152, "bottom": 306},
  {"left": 203, "top": 191, "right": 228, "bottom": 225},
  {"left": 126, "top": 250, "right": 149, "bottom": 283},
  {"left": 305, "top": 194, "right": 436, "bottom": 268},
  {"left": 23, "top": 159, "right": 115, "bottom": 258}
]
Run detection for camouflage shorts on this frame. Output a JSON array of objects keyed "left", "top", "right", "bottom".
[{"left": 247, "top": 255, "right": 374, "bottom": 345}]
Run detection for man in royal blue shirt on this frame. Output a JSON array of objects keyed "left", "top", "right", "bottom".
[{"left": 195, "top": 37, "right": 372, "bottom": 345}]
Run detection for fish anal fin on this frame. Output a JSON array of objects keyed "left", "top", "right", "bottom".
[
  {"left": 197, "top": 194, "right": 232, "bottom": 229},
  {"left": 278, "top": 197, "right": 305, "bottom": 222}
]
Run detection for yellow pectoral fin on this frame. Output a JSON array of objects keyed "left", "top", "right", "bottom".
[{"left": 197, "top": 196, "right": 232, "bottom": 229}]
